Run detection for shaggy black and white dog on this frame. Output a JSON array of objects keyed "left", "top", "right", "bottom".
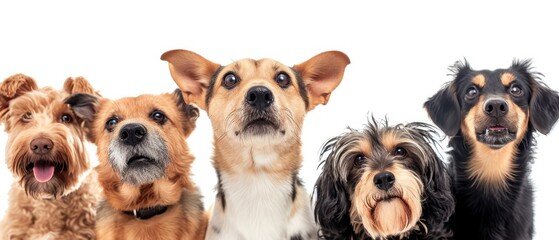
[
  {"left": 314, "top": 118, "right": 454, "bottom": 239},
  {"left": 424, "top": 60, "right": 559, "bottom": 240}
]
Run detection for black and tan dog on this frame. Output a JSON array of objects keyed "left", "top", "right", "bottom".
[
  {"left": 162, "top": 49, "right": 350, "bottom": 239},
  {"left": 66, "top": 90, "right": 206, "bottom": 239},
  {"left": 424, "top": 60, "right": 559, "bottom": 240},
  {"left": 314, "top": 117, "right": 454, "bottom": 239}
]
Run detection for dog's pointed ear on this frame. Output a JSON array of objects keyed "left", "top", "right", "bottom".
[
  {"left": 293, "top": 51, "right": 350, "bottom": 111},
  {"left": 424, "top": 84, "right": 461, "bottom": 136},
  {"left": 314, "top": 138, "right": 353, "bottom": 239},
  {"left": 172, "top": 89, "right": 199, "bottom": 137},
  {"left": 161, "top": 49, "right": 221, "bottom": 111},
  {"left": 65, "top": 93, "right": 101, "bottom": 141},
  {"left": 63, "top": 76, "right": 100, "bottom": 96},
  {"left": 0, "top": 74, "right": 39, "bottom": 127}
]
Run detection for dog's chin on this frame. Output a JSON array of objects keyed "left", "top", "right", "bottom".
[
  {"left": 476, "top": 125, "right": 516, "bottom": 149},
  {"left": 121, "top": 155, "right": 166, "bottom": 185},
  {"left": 365, "top": 197, "right": 417, "bottom": 238}
]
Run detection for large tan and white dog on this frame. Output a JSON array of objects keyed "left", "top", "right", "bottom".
[{"left": 161, "top": 50, "right": 350, "bottom": 240}]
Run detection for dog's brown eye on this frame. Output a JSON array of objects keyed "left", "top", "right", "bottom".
[
  {"left": 22, "top": 112, "right": 33, "bottom": 122},
  {"left": 465, "top": 87, "right": 478, "bottom": 100},
  {"left": 354, "top": 154, "right": 366, "bottom": 164},
  {"left": 105, "top": 117, "right": 119, "bottom": 132},
  {"left": 150, "top": 110, "right": 167, "bottom": 125},
  {"left": 223, "top": 72, "right": 239, "bottom": 89},
  {"left": 394, "top": 147, "right": 407, "bottom": 157},
  {"left": 60, "top": 114, "right": 73, "bottom": 123},
  {"left": 275, "top": 72, "right": 291, "bottom": 88},
  {"left": 509, "top": 84, "right": 523, "bottom": 97}
]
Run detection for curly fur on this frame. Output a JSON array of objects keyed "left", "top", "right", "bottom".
[{"left": 0, "top": 74, "right": 100, "bottom": 239}]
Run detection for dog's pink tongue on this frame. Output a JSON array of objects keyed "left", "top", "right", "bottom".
[{"left": 33, "top": 161, "right": 55, "bottom": 183}]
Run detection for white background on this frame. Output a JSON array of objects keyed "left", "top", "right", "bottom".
[{"left": 1, "top": 1, "right": 557, "bottom": 238}]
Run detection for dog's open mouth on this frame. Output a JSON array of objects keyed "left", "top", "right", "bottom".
[
  {"left": 246, "top": 118, "right": 278, "bottom": 128},
  {"left": 242, "top": 117, "right": 280, "bottom": 135},
  {"left": 127, "top": 155, "right": 154, "bottom": 166},
  {"left": 476, "top": 125, "right": 516, "bottom": 149},
  {"left": 27, "top": 160, "right": 58, "bottom": 183}
]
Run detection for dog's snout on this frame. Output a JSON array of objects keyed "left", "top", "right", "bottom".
[
  {"left": 246, "top": 86, "right": 274, "bottom": 110},
  {"left": 120, "top": 123, "right": 147, "bottom": 146},
  {"left": 484, "top": 98, "right": 509, "bottom": 118},
  {"left": 374, "top": 171, "right": 395, "bottom": 191},
  {"left": 30, "top": 137, "right": 54, "bottom": 155}
]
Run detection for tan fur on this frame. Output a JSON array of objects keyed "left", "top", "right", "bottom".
[
  {"left": 462, "top": 95, "right": 529, "bottom": 190},
  {"left": 350, "top": 165, "right": 422, "bottom": 239},
  {"left": 472, "top": 74, "right": 486, "bottom": 87},
  {"left": 501, "top": 72, "right": 516, "bottom": 86},
  {"left": 0, "top": 74, "right": 100, "bottom": 239},
  {"left": 349, "top": 132, "right": 424, "bottom": 239},
  {"left": 91, "top": 93, "right": 205, "bottom": 240},
  {"left": 162, "top": 50, "right": 349, "bottom": 239}
]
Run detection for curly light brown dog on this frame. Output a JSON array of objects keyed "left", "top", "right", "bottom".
[
  {"left": 66, "top": 89, "right": 206, "bottom": 240},
  {"left": 0, "top": 74, "right": 100, "bottom": 239}
]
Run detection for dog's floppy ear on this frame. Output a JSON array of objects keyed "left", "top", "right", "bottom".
[
  {"left": 65, "top": 93, "right": 101, "bottom": 141},
  {"left": 0, "top": 74, "right": 39, "bottom": 128},
  {"left": 63, "top": 76, "right": 100, "bottom": 96},
  {"left": 314, "top": 137, "right": 353, "bottom": 239},
  {"left": 511, "top": 60, "right": 559, "bottom": 134},
  {"left": 293, "top": 51, "right": 350, "bottom": 111},
  {"left": 405, "top": 122, "right": 454, "bottom": 234},
  {"left": 424, "top": 84, "right": 461, "bottom": 136},
  {"left": 172, "top": 89, "right": 199, "bottom": 137},
  {"left": 161, "top": 49, "right": 221, "bottom": 111},
  {"left": 0, "top": 74, "right": 38, "bottom": 100},
  {"left": 530, "top": 84, "right": 559, "bottom": 134},
  {"left": 420, "top": 154, "right": 455, "bottom": 234},
  {"left": 424, "top": 60, "right": 472, "bottom": 137}
]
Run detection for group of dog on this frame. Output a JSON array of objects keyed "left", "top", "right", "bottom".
[{"left": 0, "top": 49, "right": 557, "bottom": 240}]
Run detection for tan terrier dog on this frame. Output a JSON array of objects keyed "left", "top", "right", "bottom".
[
  {"left": 0, "top": 74, "right": 100, "bottom": 239},
  {"left": 66, "top": 89, "right": 206, "bottom": 239},
  {"left": 162, "top": 50, "right": 350, "bottom": 240}
]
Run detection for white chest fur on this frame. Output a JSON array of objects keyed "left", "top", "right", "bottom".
[
  {"left": 206, "top": 171, "right": 316, "bottom": 240},
  {"left": 224, "top": 172, "right": 293, "bottom": 239}
]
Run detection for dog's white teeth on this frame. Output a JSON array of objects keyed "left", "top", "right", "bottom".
[{"left": 485, "top": 129, "right": 490, "bottom": 135}]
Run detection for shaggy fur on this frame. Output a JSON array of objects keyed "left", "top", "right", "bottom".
[
  {"left": 424, "top": 60, "right": 559, "bottom": 240},
  {"left": 66, "top": 89, "right": 206, "bottom": 240},
  {"left": 162, "top": 49, "right": 350, "bottom": 240},
  {"left": 0, "top": 74, "right": 100, "bottom": 239},
  {"left": 314, "top": 117, "right": 454, "bottom": 240}
]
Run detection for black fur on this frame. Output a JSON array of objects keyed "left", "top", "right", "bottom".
[
  {"left": 424, "top": 59, "right": 559, "bottom": 240},
  {"left": 314, "top": 117, "right": 454, "bottom": 240}
]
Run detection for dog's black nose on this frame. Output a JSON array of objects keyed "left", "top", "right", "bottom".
[
  {"left": 30, "top": 137, "right": 54, "bottom": 155},
  {"left": 246, "top": 86, "right": 274, "bottom": 110},
  {"left": 374, "top": 172, "right": 395, "bottom": 191},
  {"left": 120, "top": 123, "right": 147, "bottom": 146},
  {"left": 484, "top": 98, "right": 509, "bottom": 118}
]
